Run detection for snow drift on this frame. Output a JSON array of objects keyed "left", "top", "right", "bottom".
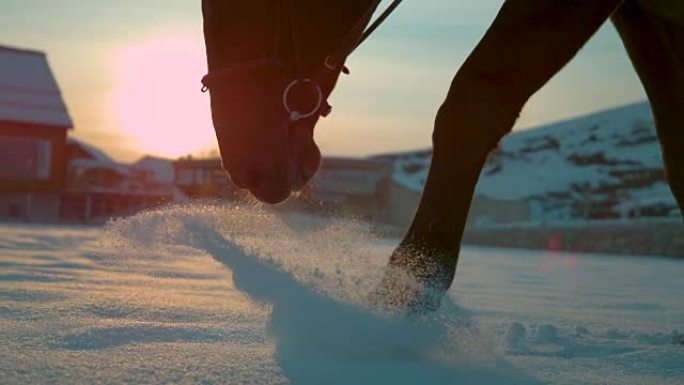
[{"left": 104, "top": 204, "right": 538, "bottom": 384}]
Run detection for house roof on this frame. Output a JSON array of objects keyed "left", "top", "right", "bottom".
[
  {"left": 66, "top": 137, "right": 116, "bottom": 164},
  {"left": 173, "top": 157, "right": 223, "bottom": 168},
  {"left": 320, "top": 156, "right": 392, "bottom": 172},
  {"left": 0, "top": 45, "right": 73, "bottom": 129},
  {"left": 132, "top": 156, "right": 175, "bottom": 183}
]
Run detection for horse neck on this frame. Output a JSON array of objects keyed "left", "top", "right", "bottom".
[{"left": 202, "top": 0, "right": 378, "bottom": 73}]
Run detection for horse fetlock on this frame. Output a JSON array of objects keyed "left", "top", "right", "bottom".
[
  {"left": 373, "top": 256, "right": 455, "bottom": 314},
  {"left": 376, "top": 241, "right": 458, "bottom": 312}
]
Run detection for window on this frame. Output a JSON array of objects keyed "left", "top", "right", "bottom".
[
  {"left": 176, "top": 168, "right": 194, "bottom": 185},
  {"left": 0, "top": 135, "right": 52, "bottom": 180},
  {"left": 7, "top": 204, "right": 21, "bottom": 218}
]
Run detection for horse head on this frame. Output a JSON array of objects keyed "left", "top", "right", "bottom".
[{"left": 201, "top": 0, "right": 377, "bottom": 203}]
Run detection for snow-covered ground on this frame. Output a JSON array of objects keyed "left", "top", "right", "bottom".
[{"left": 1, "top": 204, "right": 683, "bottom": 384}]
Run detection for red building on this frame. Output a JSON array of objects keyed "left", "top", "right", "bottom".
[
  {"left": 306, "top": 157, "right": 393, "bottom": 221},
  {"left": 173, "top": 157, "right": 237, "bottom": 199},
  {"left": 0, "top": 45, "right": 73, "bottom": 222},
  {"left": 60, "top": 140, "right": 182, "bottom": 223}
]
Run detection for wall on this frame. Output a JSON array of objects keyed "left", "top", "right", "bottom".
[
  {"left": 384, "top": 186, "right": 533, "bottom": 230},
  {"left": 462, "top": 219, "right": 684, "bottom": 257},
  {"left": 467, "top": 195, "right": 531, "bottom": 226},
  {"left": 0, "top": 191, "right": 60, "bottom": 222},
  {"left": 0, "top": 121, "right": 67, "bottom": 192},
  {"left": 386, "top": 182, "right": 420, "bottom": 232}
]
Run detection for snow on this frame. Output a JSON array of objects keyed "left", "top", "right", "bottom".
[
  {"left": 1, "top": 204, "right": 682, "bottom": 384},
  {"left": 475, "top": 101, "right": 661, "bottom": 200},
  {"left": 0, "top": 46, "right": 73, "bottom": 128}
]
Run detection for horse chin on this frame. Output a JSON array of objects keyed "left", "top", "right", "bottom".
[
  {"left": 250, "top": 184, "right": 292, "bottom": 204},
  {"left": 289, "top": 165, "right": 314, "bottom": 192},
  {"left": 218, "top": 123, "right": 321, "bottom": 204},
  {"left": 290, "top": 142, "right": 321, "bottom": 191},
  {"left": 252, "top": 157, "right": 320, "bottom": 204},
  {"left": 240, "top": 158, "right": 318, "bottom": 204}
]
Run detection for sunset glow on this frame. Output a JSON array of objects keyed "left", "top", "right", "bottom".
[{"left": 112, "top": 34, "right": 216, "bottom": 159}]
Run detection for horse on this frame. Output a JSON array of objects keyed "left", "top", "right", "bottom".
[{"left": 202, "top": 0, "right": 684, "bottom": 311}]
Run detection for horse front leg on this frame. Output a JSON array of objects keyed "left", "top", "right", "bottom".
[
  {"left": 612, "top": 0, "right": 684, "bottom": 217},
  {"left": 376, "top": 0, "right": 623, "bottom": 312}
]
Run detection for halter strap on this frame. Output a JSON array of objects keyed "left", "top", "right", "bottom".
[
  {"left": 201, "top": 57, "right": 285, "bottom": 91},
  {"left": 323, "top": 0, "right": 403, "bottom": 71}
]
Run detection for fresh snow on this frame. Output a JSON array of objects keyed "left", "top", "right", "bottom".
[{"left": 1, "top": 204, "right": 682, "bottom": 384}]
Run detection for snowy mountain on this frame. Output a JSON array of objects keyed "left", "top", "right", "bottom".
[{"left": 387, "top": 101, "right": 680, "bottom": 221}]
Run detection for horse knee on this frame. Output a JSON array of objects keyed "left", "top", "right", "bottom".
[{"left": 432, "top": 70, "right": 526, "bottom": 158}]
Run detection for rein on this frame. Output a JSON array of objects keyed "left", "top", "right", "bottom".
[{"left": 201, "top": 0, "right": 403, "bottom": 122}]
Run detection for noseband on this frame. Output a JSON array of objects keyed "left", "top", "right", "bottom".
[{"left": 201, "top": 0, "right": 403, "bottom": 122}]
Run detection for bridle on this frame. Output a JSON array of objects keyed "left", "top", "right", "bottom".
[{"left": 201, "top": 0, "right": 403, "bottom": 123}]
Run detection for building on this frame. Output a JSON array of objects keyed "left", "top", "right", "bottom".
[
  {"left": 60, "top": 140, "right": 180, "bottom": 223},
  {"left": 466, "top": 194, "right": 532, "bottom": 226},
  {"left": 0, "top": 45, "right": 73, "bottom": 222},
  {"left": 132, "top": 155, "right": 176, "bottom": 184},
  {"left": 173, "top": 157, "right": 235, "bottom": 199},
  {"left": 379, "top": 151, "right": 534, "bottom": 230},
  {"left": 385, "top": 181, "right": 420, "bottom": 231},
  {"left": 382, "top": 186, "right": 533, "bottom": 231},
  {"left": 171, "top": 155, "right": 394, "bottom": 222},
  {"left": 306, "top": 157, "right": 393, "bottom": 222}
]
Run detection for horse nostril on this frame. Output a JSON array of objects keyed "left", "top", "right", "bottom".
[{"left": 240, "top": 166, "right": 277, "bottom": 192}]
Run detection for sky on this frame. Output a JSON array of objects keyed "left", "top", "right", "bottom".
[{"left": 2, "top": 0, "right": 647, "bottom": 162}]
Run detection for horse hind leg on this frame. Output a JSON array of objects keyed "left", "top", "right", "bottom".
[{"left": 612, "top": 1, "right": 684, "bottom": 217}]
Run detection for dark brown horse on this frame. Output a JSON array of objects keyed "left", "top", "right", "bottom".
[{"left": 202, "top": 0, "right": 684, "bottom": 311}]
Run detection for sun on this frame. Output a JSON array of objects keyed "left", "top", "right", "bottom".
[{"left": 112, "top": 33, "right": 216, "bottom": 159}]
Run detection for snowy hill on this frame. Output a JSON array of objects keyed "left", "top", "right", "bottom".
[{"left": 387, "top": 101, "right": 680, "bottom": 220}]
